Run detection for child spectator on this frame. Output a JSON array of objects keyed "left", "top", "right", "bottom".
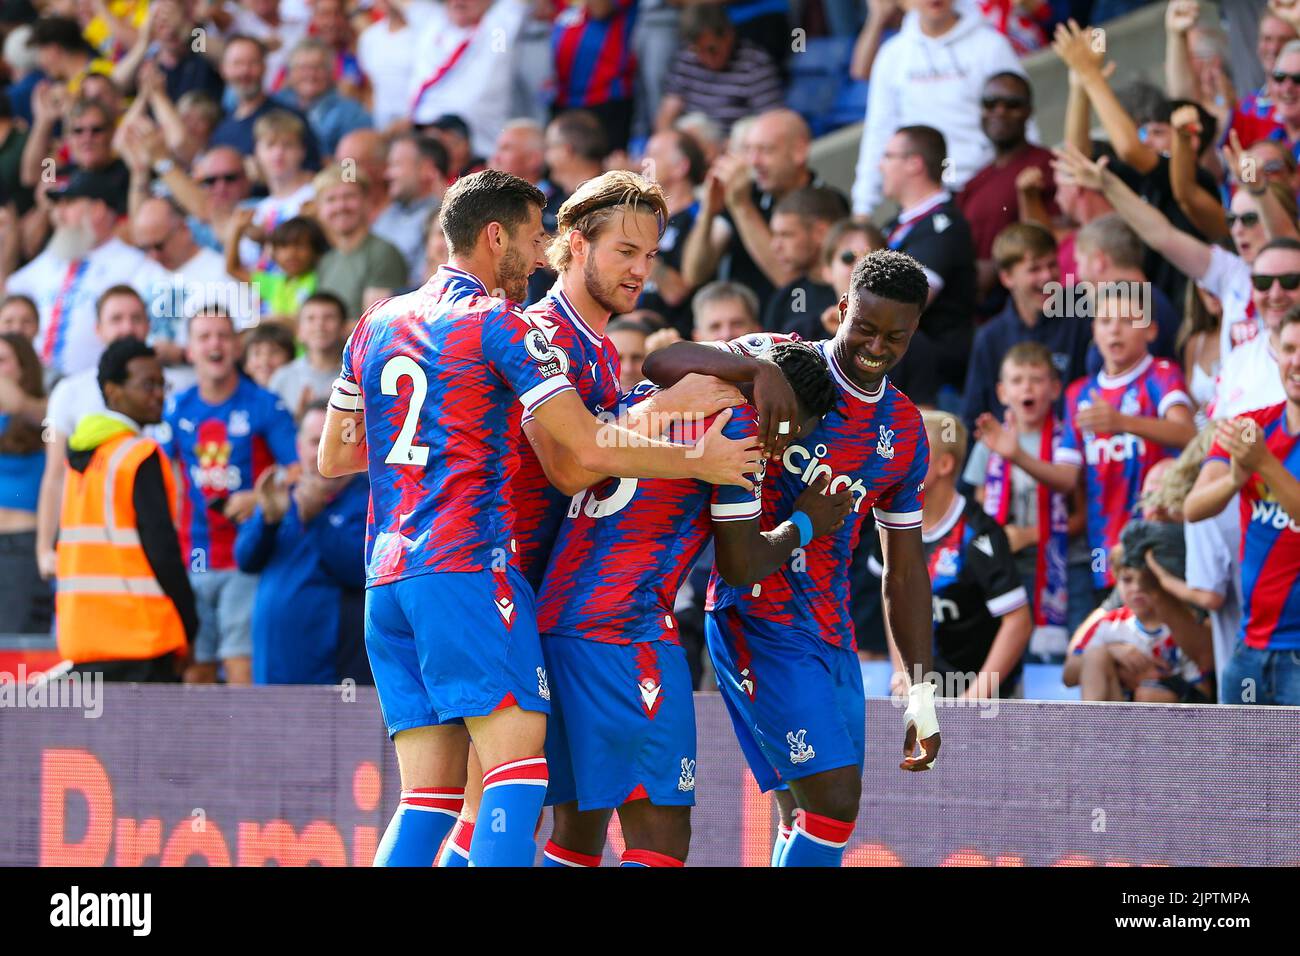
[
  {"left": 237, "top": 110, "right": 318, "bottom": 269},
  {"left": 975, "top": 285, "right": 1197, "bottom": 596},
  {"left": 1064, "top": 559, "right": 1214, "bottom": 703},
  {"left": 242, "top": 323, "right": 297, "bottom": 391},
  {"left": 871, "top": 410, "right": 1032, "bottom": 698},
  {"left": 967, "top": 342, "right": 1090, "bottom": 658},
  {"left": 227, "top": 216, "right": 328, "bottom": 326},
  {"left": 1142, "top": 427, "right": 1242, "bottom": 701},
  {"left": 268, "top": 292, "right": 347, "bottom": 419}
]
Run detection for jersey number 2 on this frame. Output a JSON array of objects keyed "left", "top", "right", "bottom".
[{"left": 381, "top": 355, "right": 430, "bottom": 466}]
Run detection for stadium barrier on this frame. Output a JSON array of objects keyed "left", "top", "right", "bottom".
[{"left": 1, "top": 684, "right": 1295, "bottom": 866}]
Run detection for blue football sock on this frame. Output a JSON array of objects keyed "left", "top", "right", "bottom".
[
  {"left": 468, "top": 758, "right": 549, "bottom": 867},
  {"left": 780, "top": 809, "right": 854, "bottom": 868},
  {"left": 373, "top": 788, "right": 464, "bottom": 867}
]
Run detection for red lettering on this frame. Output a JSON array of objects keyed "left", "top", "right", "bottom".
[
  {"left": 843, "top": 843, "right": 904, "bottom": 866},
  {"left": 161, "top": 819, "right": 231, "bottom": 866},
  {"left": 941, "top": 848, "right": 993, "bottom": 866},
  {"left": 39, "top": 748, "right": 113, "bottom": 866},
  {"left": 237, "top": 820, "right": 346, "bottom": 866},
  {"left": 115, "top": 818, "right": 162, "bottom": 866}
]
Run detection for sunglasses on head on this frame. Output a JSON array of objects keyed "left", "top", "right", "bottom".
[
  {"left": 1251, "top": 272, "right": 1300, "bottom": 291},
  {"left": 1273, "top": 71, "right": 1300, "bottom": 85},
  {"left": 980, "top": 95, "right": 1028, "bottom": 111},
  {"left": 199, "top": 172, "right": 243, "bottom": 187},
  {"left": 1226, "top": 211, "right": 1262, "bottom": 228}
]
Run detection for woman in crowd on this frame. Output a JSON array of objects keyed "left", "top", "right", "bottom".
[{"left": 0, "top": 333, "right": 49, "bottom": 633}]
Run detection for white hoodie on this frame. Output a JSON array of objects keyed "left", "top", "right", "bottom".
[{"left": 851, "top": 1, "right": 1029, "bottom": 215}]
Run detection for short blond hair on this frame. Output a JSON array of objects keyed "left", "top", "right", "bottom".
[
  {"left": 313, "top": 162, "right": 369, "bottom": 195},
  {"left": 546, "top": 170, "right": 668, "bottom": 272},
  {"left": 921, "top": 409, "right": 968, "bottom": 475},
  {"left": 253, "top": 109, "right": 306, "bottom": 148}
]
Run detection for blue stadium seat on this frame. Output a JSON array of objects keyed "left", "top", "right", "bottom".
[{"left": 786, "top": 36, "right": 858, "bottom": 136}]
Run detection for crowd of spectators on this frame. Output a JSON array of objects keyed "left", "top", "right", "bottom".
[{"left": 4, "top": 0, "right": 1298, "bottom": 708}]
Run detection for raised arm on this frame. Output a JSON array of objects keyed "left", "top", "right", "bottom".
[
  {"left": 1182, "top": 456, "right": 1241, "bottom": 523},
  {"left": 1169, "top": 106, "right": 1228, "bottom": 240},
  {"left": 1163, "top": 0, "right": 1201, "bottom": 101},
  {"left": 850, "top": 0, "right": 898, "bottom": 81},
  {"left": 680, "top": 173, "right": 729, "bottom": 288},
  {"left": 1053, "top": 144, "right": 1213, "bottom": 280},
  {"left": 1054, "top": 19, "right": 1159, "bottom": 175}
]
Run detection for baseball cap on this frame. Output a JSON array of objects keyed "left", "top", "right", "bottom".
[
  {"left": 424, "top": 114, "right": 471, "bottom": 140},
  {"left": 48, "top": 169, "right": 127, "bottom": 215}
]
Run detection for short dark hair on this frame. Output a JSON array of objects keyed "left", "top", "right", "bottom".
[
  {"left": 668, "top": 129, "right": 707, "bottom": 187},
  {"left": 984, "top": 71, "right": 1032, "bottom": 104},
  {"left": 1159, "top": 98, "right": 1217, "bottom": 156},
  {"left": 549, "top": 110, "right": 608, "bottom": 163},
  {"left": 393, "top": 132, "right": 452, "bottom": 179},
  {"left": 439, "top": 169, "right": 546, "bottom": 257},
  {"left": 896, "top": 126, "right": 947, "bottom": 185},
  {"left": 244, "top": 322, "right": 297, "bottom": 363},
  {"left": 300, "top": 291, "right": 347, "bottom": 324},
  {"left": 849, "top": 249, "right": 929, "bottom": 310},
  {"left": 1257, "top": 237, "right": 1300, "bottom": 259},
  {"left": 770, "top": 340, "right": 837, "bottom": 420},
  {"left": 28, "top": 16, "right": 95, "bottom": 54},
  {"left": 223, "top": 33, "right": 267, "bottom": 59},
  {"left": 268, "top": 216, "right": 330, "bottom": 257},
  {"left": 773, "top": 186, "right": 850, "bottom": 226},
  {"left": 98, "top": 337, "right": 155, "bottom": 400},
  {"left": 682, "top": 3, "right": 732, "bottom": 42}
]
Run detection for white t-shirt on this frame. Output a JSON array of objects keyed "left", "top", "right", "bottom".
[
  {"left": 241, "top": 181, "right": 316, "bottom": 270},
  {"left": 358, "top": 3, "right": 437, "bottom": 129},
  {"left": 1212, "top": 330, "right": 1284, "bottom": 419},
  {"left": 1183, "top": 506, "right": 1242, "bottom": 696},
  {"left": 1073, "top": 606, "right": 1204, "bottom": 684},
  {"left": 155, "top": 246, "right": 247, "bottom": 341},
  {"left": 5, "top": 238, "right": 171, "bottom": 378},
  {"left": 408, "top": 0, "right": 530, "bottom": 157},
  {"left": 1196, "top": 245, "right": 1257, "bottom": 358}
]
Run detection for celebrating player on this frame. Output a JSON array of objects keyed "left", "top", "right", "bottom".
[
  {"left": 318, "top": 170, "right": 761, "bottom": 867},
  {"left": 439, "top": 169, "right": 765, "bottom": 865},
  {"left": 536, "top": 341, "right": 847, "bottom": 868},
  {"left": 642, "top": 249, "right": 943, "bottom": 868}
]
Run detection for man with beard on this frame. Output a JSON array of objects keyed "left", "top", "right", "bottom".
[
  {"left": 3, "top": 170, "right": 168, "bottom": 379},
  {"left": 439, "top": 170, "right": 752, "bottom": 865},
  {"left": 209, "top": 35, "right": 321, "bottom": 171},
  {"left": 318, "top": 169, "right": 763, "bottom": 867}
]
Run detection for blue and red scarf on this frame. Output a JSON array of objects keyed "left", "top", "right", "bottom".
[{"left": 983, "top": 415, "right": 1069, "bottom": 642}]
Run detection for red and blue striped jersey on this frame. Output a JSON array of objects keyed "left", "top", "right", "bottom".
[
  {"left": 507, "top": 285, "right": 623, "bottom": 590},
  {"left": 340, "top": 266, "right": 577, "bottom": 586},
  {"left": 537, "top": 383, "right": 761, "bottom": 643},
  {"left": 163, "top": 376, "right": 298, "bottom": 571},
  {"left": 1055, "top": 354, "right": 1191, "bottom": 588},
  {"left": 707, "top": 335, "right": 929, "bottom": 651},
  {"left": 1207, "top": 402, "right": 1300, "bottom": 650},
  {"left": 1071, "top": 606, "right": 1204, "bottom": 683},
  {"left": 552, "top": 0, "right": 638, "bottom": 109}
]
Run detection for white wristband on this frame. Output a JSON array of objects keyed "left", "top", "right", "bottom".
[
  {"left": 904, "top": 682, "right": 940, "bottom": 741},
  {"left": 330, "top": 377, "right": 364, "bottom": 412}
]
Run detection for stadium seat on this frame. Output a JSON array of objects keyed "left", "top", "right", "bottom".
[{"left": 785, "top": 36, "right": 859, "bottom": 136}]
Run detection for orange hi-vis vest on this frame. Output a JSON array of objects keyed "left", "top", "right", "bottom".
[{"left": 56, "top": 431, "right": 187, "bottom": 663}]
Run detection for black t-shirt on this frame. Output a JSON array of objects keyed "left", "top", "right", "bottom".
[
  {"left": 718, "top": 173, "right": 846, "bottom": 314},
  {"left": 1112, "top": 154, "right": 1217, "bottom": 309},
  {"left": 869, "top": 495, "right": 1027, "bottom": 695},
  {"left": 885, "top": 198, "right": 977, "bottom": 388},
  {"left": 762, "top": 275, "right": 837, "bottom": 340},
  {"left": 162, "top": 51, "right": 225, "bottom": 104},
  {"left": 638, "top": 202, "right": 698, "bottom": 337}
]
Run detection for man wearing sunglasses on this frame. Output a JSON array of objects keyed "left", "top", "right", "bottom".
[
  {"left": 1214, "top": 238, "right": 1300, "bottom": 421},
  {"left": 1228, "top": 39, "right": 1300, "bottom": 161},
  {"left": 957, "top": 72, "right": 1057, "bottom": 307}
]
